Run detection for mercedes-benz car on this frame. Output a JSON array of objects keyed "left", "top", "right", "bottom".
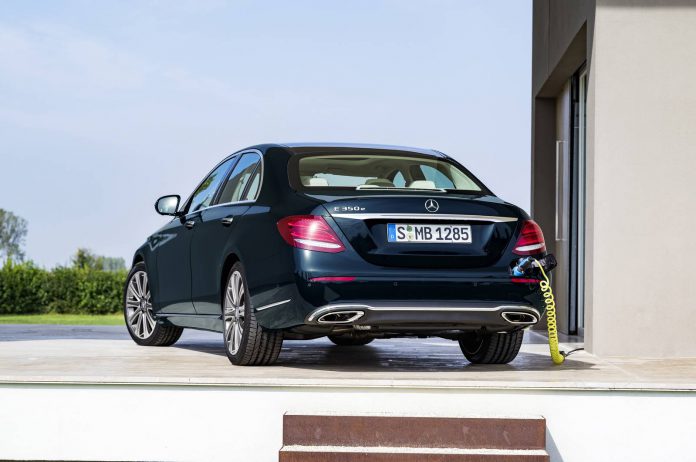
[{"left": 124, "top": 143, "right": 551, "bottom": 366}]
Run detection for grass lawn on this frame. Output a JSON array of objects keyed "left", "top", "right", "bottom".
[{"left": 0, "top": 313, "right": 124, "bottom": 325}]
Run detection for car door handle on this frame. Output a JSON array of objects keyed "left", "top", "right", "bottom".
[
  {"left": 221, "top": 216, "right": 235, "bottom": 226},
  {"left": 185, "top": 220, "right": 196, "bottom": 229}
]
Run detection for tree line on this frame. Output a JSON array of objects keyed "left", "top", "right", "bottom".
[{"left": 0, "top": 209, "right": 127, "bottom": 315}]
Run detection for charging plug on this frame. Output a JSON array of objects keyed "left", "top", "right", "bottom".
[
  {"left": 512, "top": 257, "right": 535, "bottom": 277},
  {"left": 511, "top": 254, "right": 557, "bottom": 277}
]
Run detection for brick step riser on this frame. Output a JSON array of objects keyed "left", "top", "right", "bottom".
[
  {"left": 279, "top": 451, "right": 550, "bottom": 462},
  {"left": 283, "top": 415, "right": 546, "bottom": 450}
]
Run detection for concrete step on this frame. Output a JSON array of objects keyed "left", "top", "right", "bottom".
[
  {"left": 279, "top": 446, "right": 550, "bottom": 462},
  {"left": 282, "top": 414, "right": 547, "bottom": 450}
]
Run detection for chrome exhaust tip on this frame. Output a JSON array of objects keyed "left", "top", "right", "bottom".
[
  {"left": 501, "top": 311, "right": 539, "bottom": 325},
  {"left": 317, "top": 310, "right": 365, "bottom": 324}
]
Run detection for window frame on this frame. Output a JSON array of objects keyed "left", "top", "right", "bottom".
[{"left": 179, "top": 149, "right": 264, "bottom": 216}]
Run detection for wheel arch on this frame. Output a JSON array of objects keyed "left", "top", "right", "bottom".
[
  {"left": 220, "top": 252, "right": 241, "bottom": 300},
  {"left": 132, "top": 253, "right": 145, "bottom": 266}
]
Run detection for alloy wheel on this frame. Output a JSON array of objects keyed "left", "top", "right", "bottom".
[
  {"left": 224, "top": 270, "right": 246, "bottom": 355},
  {"left": 125, "top": 270, "right": 156, "bottom": 339}
]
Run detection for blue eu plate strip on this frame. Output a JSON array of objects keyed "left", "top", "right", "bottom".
[{"left": 387, "top": 223, "right": 397, "bottom": 242}]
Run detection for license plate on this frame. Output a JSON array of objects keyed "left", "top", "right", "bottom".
[{"left": 387, "top": 223, "right": 472, "bottom": 243}]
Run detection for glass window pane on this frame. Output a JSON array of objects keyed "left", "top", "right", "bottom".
[
  {"left": 218, "top": 153, "right": 261, "bottom": 204},
  {"left": 419, "top": 165, "right": 455, "bottom": 189},
  {"left": 242, "top": 168, "right": 262, "bottom": 201},
  {"left": 188, "top": 158, "right": 234, "bottom": 213},
  {"left": 294, "top": 154, "right": 482, "bottom": 192},
  {"left": 392, "top": 171, "right": 406, "bottom": 187}
]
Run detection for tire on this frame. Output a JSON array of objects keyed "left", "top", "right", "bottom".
[
  {"left": 124, "top": 262, "right": 183, "bottom": 346},
  {"left": 328, "top": 335, "right": 374, "bottom": 346},
  {"left": 223, "top": 262, "right": 283, "bottom": 366},
  {"left": 458, "top": 329, "right": 524, "bottom": 364}
]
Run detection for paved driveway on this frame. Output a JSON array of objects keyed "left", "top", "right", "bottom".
[
  {"left": 3, "top": 324, "right": 692, "bottom": 392},
  {"left": 6, "top": 324, "right": 692, "bottom": 391},
  {"left": 1, "top": 324, "right": 567, "bottom": 375}
]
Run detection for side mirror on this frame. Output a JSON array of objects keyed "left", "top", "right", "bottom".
[{"left": 155, "top": 195, "right": 181, "bottom": 216}]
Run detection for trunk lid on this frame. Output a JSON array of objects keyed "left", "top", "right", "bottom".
[{"left": 322, "top": 194, "right": 520, "bottom": 268}]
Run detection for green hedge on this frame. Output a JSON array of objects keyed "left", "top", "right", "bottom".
[{"left": 0, "top": 261, "right": 127, "bottom": 315}]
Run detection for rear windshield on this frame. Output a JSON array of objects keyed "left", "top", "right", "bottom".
[{"left": 289, "top": 153, "right": 485, "bottom": 193}]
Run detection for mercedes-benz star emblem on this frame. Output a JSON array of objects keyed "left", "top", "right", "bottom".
[{"left": 424, "top": 199, "right": 439, "bottom": 213}]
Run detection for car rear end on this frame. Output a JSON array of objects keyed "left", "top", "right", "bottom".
[{"left": 274, "top": 145, "right": 548, "bottom": 339}]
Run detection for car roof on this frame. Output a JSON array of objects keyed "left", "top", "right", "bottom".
[{"left": 258, "top": 142, "right": 448, "bottom": 158}]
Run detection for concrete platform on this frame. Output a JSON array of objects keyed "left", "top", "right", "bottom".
[
  {"left": 2, "top": 325, "right": 696, "bottom": 461},
  {"left": 0, "top": 325, "right": 695, "bottom": 391}
]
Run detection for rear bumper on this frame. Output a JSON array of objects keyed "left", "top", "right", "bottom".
[
  {"left": 252, "top": 275, "right": 545, "bottom": 330},
  {"left": 304, "top": 301, "right": 540, "bottom": 331},
  {"left": 250, "top": 242, "right": 547, "bottom": 330}
]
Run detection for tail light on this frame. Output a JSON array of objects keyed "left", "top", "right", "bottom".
[
  {"left": 513, "top": 220, "right": 546, "bottom": 255},
  {"left": 277, "top": 215, "right": 345, "bottom": 253}
]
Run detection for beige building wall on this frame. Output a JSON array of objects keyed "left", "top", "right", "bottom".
[
  {"left": 533, "top": 0, "right": 696, "bottom": 357},
  {"left": 587, "top": 0, "right": 696, "bottom": 357}
]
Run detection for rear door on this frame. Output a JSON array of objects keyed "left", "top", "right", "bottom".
[
  {"left": 325, "top": 195, "right": 519, "bottom": 268},
  {"left": 191, "top": 152, "right": 263, "bottom": 315}
]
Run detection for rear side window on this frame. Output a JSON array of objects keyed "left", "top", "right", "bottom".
[
  {"left": 217, "top": 152, "right": 262, "bottom": 204},
  {"left": 290, "top": 153, "right": 484, "bottom": 193},
  {"left": 393, "top": 171, "right": 406, "bottom": 187},
  {"left": 242, "top": 168, "right": 262, "bottom": 201}
]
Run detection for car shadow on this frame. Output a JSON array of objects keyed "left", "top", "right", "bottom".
[
  {"left": 175, "top": 339, "right": 226, "bottom": 356},
  {"left": 277, "top": 346, "right": 594, "bottom": 373},
  {"left": 174, "top": 337, "right": 595, "bottom": 373}
]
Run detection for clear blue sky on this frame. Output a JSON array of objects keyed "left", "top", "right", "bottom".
[{"left": 0, "top": 0, "right": 532, "bottom": 268}]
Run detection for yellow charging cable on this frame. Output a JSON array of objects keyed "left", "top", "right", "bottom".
[{"left": 534, "top": 259, "right": 581, "bottom": 365}]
